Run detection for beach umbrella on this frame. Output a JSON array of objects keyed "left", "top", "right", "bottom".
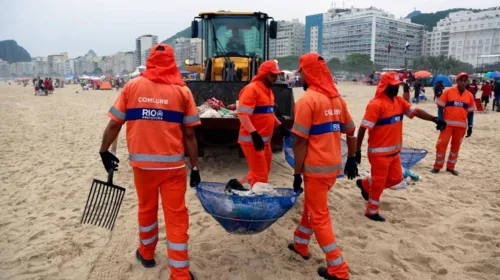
[
  {"left": 431, "top": 75, "right": 452, "bottom": 87},
  {"left": 414, "top": 71, "right": 432, "bottom": 78},
  {"left": 485, "top": 71, "right": 500, "bottom": 79}
]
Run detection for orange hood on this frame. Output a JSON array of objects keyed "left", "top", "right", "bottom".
[
  {"left": 251, "top": 60, "right": 283, "bottom": 83},
  {"left": 297, "top": 53, "right": 339, "bottom": 98},
  {"left": 141, "top": 44, "right": 185, "bottom": 86},
  {"left": 375, "top": 72, "right": 404, "bottom": 98}
]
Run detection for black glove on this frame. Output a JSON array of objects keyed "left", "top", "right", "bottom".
[
  {"left": 432, "top": 117, "right": 447, "bottom": 131},
  {"left": 344, "top": 157, "right": 359, "bottom": 180},
  {"left": 279, "top": 124, "right": 291, "bottom": 138},
  {"left": 355, "top": 150, "right": 362, "bottom": 164},
  {"left": 251, "top": 131, "right": 265, "bottom": 151},
  {"left": 190, "top": 168, "right": 201, "bottom": 188},
  {"left": 293, "top": 174, "right": 303, "bottom": 194},
  {"left": 99, "top": 151, "right": 119, "bottom": 172},
  {"left": 466, "top": 126, "right": 472, "bottom": 138}
]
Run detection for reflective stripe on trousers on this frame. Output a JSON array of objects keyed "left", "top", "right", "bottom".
[
  {"left": 130, "top": 153, "right": 184, "bottom": 163},
  {"left": 368, "top": 143, "right": 402, "bottom": 154},
  {"left": 303, "top": 164, "right": 342, "bottom": 174},
  {"left": 168, "top": 259, "right": 190, "bottom": 268},
  {"left": 238, "top": 135, "right": 271, "bottom": 142}
]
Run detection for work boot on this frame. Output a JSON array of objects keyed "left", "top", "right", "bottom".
[
  {"left": 136, "top": 250, "right": 156, "bottom": 268},
  {"left": 356, "top": 179, "right": 369, "bottom": 201},
  {"left": 287, "top": 243, "right": 310, "bottom": 260},
  {"left": 430, "top": 168, "right": 440, "bottom": 174},
  {"left": 317, "top": 267, "right": 349, "bottom": 280},
  {"left": 446, "top": 169, "right": 459, "bottom": 176},
  {"left": 225, "top": 179, "right": 249, "bottom": 192},
  {"left": 365, "top": 213, "right": 386, "bottom": 222}
]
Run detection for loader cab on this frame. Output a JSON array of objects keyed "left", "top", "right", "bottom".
[{"left": 190, "top": 12, "right": 278, "bottom": 82}]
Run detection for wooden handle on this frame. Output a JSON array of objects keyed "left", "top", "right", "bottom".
[{"left": 110, "top": 138, "right": 118, "bottom": 154}]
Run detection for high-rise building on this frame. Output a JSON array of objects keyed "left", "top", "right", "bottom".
[
  {"left": 123, "top": 52, "right": 135, "bottom": 74},
  {"left": 174, "top": 37, "right": 192, "bottom": 66},
  {"left": 48, "top": 53, "right": 67, "bottom": 75},
  {"left": 0, "top": 59, "right": 11, "bottom": 77},
  {"left": 428, "top": 7, "right": 500, "bottom": 67},
  {"left": 189, "top": 38, "right": 203, "bottom": 65},
  {"left": 64, "top": 59, "right": 76, "bottom": 75},
  {"left": 32, "top": 57, "right": 49, "bottom": 76},
  {"left": 14, "top": 62, "right": 34, "bottom": 76},
  {"left": 269, "top": 19, "right": 305, "bottom": 58},
  {"left": 135, "top": 35, "right": 158, "bottom": 67},
  {"left": 306, "top": 7, "right": 424, "bottom": 68}
]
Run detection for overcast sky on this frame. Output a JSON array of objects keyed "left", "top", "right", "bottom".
[{"left": 0, "top": 0, "right": 496, "bottom": 58}]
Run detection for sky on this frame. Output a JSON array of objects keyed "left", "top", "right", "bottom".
[{"left": 0, "top": 0, "right": 497, "bottom": 58}]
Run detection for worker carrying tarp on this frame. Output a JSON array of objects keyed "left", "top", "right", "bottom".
[
  {"left": 226, "top": 60, "right": 290, "bottom": 190},
  {"left": 99, "top": 44, "right": 200, "bottom": 280},
  {"left": 288, "top": 53, "right": 358, "bottom": 280},
  {"left": 356, "top": 72, "right": 447, "bottom": 222},
  {"left": 432, "top": 72, "right": 475, "bottom": 176}
]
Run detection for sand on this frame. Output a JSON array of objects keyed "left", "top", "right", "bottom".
[{"left": 0, "top": 82, "right": 499, "bottom": 280}]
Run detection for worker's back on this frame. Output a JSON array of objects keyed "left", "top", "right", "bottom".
[{"left": 108, "top": 76, "right": 199, "bottom": 169}]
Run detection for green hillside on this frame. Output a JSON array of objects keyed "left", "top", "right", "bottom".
[
  {"left": 410, "top": 8, "right": 482, "bottom": 31},
  {"left": 162, "top": 27, "right": 191, "bottom": 47}
]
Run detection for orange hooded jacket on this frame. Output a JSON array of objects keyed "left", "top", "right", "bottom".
[
  {"left": 107, "top": 44, "right": 200, "bottom": 168},
  {"left": 292, "top": 53, "right": 355, "bottom": 178},
  {"left": 360, "top": 72, "right": 417, "bottom": 156},
  {"left": 237, "top": 60, "right": 282, "bottom": 145}
]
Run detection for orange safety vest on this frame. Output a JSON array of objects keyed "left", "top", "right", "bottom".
[
  {"left": 361, "top": 95, "right": 417, "bottom": 156},
  {"left": 435, "top": 87, "right": 475, "bottom": 128},
  {"left": 237, "top": 80, "right": 276, "bottom": 145},
  {"left": 107, "top": 76, "right": 200, "bottom": 168},
  {"left": 292, "top": 89, "right": 356, "bottom": 178}
]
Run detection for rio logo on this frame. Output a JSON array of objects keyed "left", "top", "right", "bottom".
[
  {"left": 454, "top": 101, "right": 464, "bottom": 107},
  {"left": 142, "top": 109, "right": 164, "bottom": 120},
  {"left": 332, "top": 123, "right": 341, "bottom": 131},
  {"left": 393, "top": 116, "right": 401, "bottom": 122}
]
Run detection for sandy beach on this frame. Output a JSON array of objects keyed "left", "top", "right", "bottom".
[{"left": 0, "top": 82, "right": 499, "bottom": 280}]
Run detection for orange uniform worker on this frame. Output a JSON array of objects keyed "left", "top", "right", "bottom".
[
  {"left": 227, "top": 60, "right": 290, "bottom": 190},
  {"left": 288, "top": 53, "right": 358, "bottom": 280},
  {"left": 431, "top": 72, "right": 475, "bottom": 176},
  {"left": 99, "top": 44, "right": 200, "bottom": 280},
  {"left": 356, "top": 72, "right": 447, "bottom": 222}
]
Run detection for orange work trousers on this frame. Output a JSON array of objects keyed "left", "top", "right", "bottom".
[
  {"left": 434, "top": 126, "right": 466, "bottom": 171},
  {"left": 133, "top": 168, "right": 190, "bottom": 280},
  {"left": 361, "top": 154, "right": 402, "bottom": 215},
  {"left": 292, "top": 177, "right": 349, "bottom": 279},
  {"left": 240, "top": 143, "right": 272, "bottom": 187}
]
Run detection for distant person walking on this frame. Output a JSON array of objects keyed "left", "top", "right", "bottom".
[
  {"left": 494, "top": 78, "right": 500, "bottom": 112},
  {"left": 480, "top": 81, "right": 493, "bottom": 109},
  {"left": 413, "top": 79, "right": 422, "bottom": 104},
  {"left": 403, "top": 80, "right": 411, "bottom": 102},
  {"left": 466, "top": 79, "right": 478, "bottom": 98}
]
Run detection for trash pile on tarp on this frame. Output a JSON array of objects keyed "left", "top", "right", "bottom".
[{"left": 197, "top": 97, "right": 237, "bottom": 118}]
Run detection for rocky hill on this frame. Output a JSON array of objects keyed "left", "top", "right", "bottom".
[{"left": 0, "top": 40, "right": 31, "bottom": 63}]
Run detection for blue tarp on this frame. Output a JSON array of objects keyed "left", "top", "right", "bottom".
[{"left": 430, "top": 75, "right": 452, "bottom": 87}]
